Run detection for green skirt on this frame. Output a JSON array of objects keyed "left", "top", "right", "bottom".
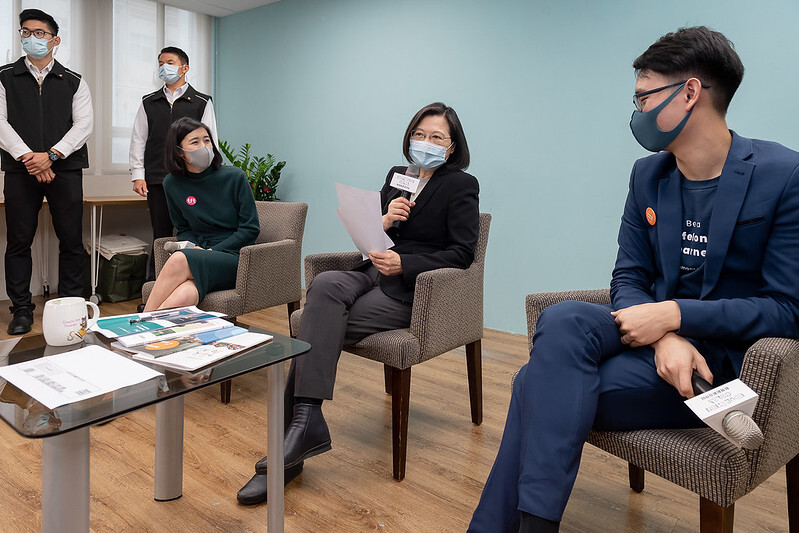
[{"left": 179, "top": 248, "right": 239, "bottom": 302}]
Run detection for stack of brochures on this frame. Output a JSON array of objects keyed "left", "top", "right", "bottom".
[
  {"left": 83, "top": 233, "right": 149, "bottom": 260},
  {"left": 90, "top": 306, "right": 272, "bottom": 372}
]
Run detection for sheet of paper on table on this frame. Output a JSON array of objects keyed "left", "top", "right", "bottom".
[
  {"left": 335, "top": 183, "right": 394, "bottom": 259},
  {"left": 0, "top": 345, "right": 162, "bottom": 409}
]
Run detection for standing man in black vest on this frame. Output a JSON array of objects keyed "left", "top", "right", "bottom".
[
  {"left": 129, "top": 46, "right": 217, "bottom": 280},
  {"left": 0, "top": 9, "right": 93, "bottom": 335}
]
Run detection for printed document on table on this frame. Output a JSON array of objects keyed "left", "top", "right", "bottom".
[
  {"left": 132, "top": 331, "right": 272, "bottom": 372},
  {"left": 335, "top": 183, "right": 394, "bottom": 259},
  {"left": 0, "top": 345, "right": 162, "bottom": 409},
  {"left": 90, "top": 305, "right": 226, "bottom": 339}
]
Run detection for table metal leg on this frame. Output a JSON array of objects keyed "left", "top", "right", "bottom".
[
  {"left": 154, "top": 396, "right": 184, "bottom": 501},
  {"left": 42, "top": 427, "right": 90, "bottom": 533},
  {"left": 90, "top": 205, "right": 97, "bottom": 297},
  {"left": 267, "top": 362, "right": 285, "bottom": 532}
]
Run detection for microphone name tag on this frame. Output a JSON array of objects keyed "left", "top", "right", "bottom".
[{"left": 390, "top": 172, "right": 420, "bottom": 195}]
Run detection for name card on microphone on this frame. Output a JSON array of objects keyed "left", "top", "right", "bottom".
[
  {"left": 390, "top": 172, "right": 420, "bottom": 194},
  {"left": 684, "top": 378, "right": 758, "bottom": 446}
]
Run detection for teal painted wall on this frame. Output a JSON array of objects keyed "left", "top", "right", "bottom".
[{"left": 215, "top": 0, "right": 799, "bottom": 334}]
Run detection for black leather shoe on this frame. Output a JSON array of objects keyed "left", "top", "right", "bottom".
[
  {"left": 8, "top": 307, "right": 33, "bottom": 335},
  {"left": 236, "top": 462, "right": 304, "bottom": 506},
  {"left": 137, "top": 303, "right": 146, "bottom": 313},
  {"left": 283, "top": 403, "right": 332, "bottom": 469}
]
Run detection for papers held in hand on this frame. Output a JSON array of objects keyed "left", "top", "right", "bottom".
[{"left": 335, "top": 182, "right": 394, "bottom": 259}]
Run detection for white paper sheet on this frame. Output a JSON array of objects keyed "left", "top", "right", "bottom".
[
  {"left": 0, "top": 345, "right": 163, "bottom": 409},
  {"left": 335, "top": 183, "right": 394, "bottom": 259}
]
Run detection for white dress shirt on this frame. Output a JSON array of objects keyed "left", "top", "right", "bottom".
[
  {"left": 128, "top": 83, "right": 218, "bottom": 182},
  {"left": 0, "top": 57, "right": 94, "bottom": 161}
]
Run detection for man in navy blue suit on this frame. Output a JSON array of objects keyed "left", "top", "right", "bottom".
[{"left": 469, "top": 26, "right": 799, "bottom": 532}]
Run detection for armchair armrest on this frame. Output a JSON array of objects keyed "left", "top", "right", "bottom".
[
  {"left": 152, "top": 236, "right": 177, "bottom": 276},
  {"left": 304, "top": 252, "right": 362, "bottom": 286},
  {"left": 236, "top": 239, "right": 302, "bottom": 313},
  {"left": 525, "top": 289, "right": 611, "bottom": 351},
  {"left": 410, "top": 265, "right": 483, "bottom": 359}
]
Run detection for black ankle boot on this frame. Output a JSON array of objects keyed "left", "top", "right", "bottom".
[
  {"left": 283, "top": 403, "right": 332, "bottom": 469},
  {"left": 236, "top": 462, "right": 304, "bottom": 506},
  {"left": 519, "top": 512, "right": 559, "bottom": 533}
]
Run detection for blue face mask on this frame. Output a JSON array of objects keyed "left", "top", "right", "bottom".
[
  {"left": 408, "top": 139, "right": 450, "bottom": 170},
  {"left": 22, "top": 35, "right": 53, "bottom": 60},
  {"left": 158, "top": 64, "right": 182, "bottom": 84},
  {"left": 629, "top": 82, "right": 693, "bottom": 152}
]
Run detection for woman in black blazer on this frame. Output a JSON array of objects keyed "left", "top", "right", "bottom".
[{"left": 237, "top": 102, "right": 480, "bottom": 505}]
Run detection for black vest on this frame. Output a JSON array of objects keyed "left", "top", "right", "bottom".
[
  {"left": 142, "top": 84, "right": 211, "bottom": 184},
  {"left": 0, "top": 58, "right": 89, "bottom": 172}
]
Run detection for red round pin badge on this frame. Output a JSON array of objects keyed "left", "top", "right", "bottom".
[
  {"left": 645, "top": 207, "right": 656, "bottom": 226},
  {"left": 186, "top": 196, "right": 197, "bottom": 206}
]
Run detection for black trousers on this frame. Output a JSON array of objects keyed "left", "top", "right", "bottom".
[
  {"left": 145, "top": 182, "right": 174, "bottom": 280},
  {"left": 4, "top": 170, "right": 85, "bottom": 310},
  {"left": 287, "top": 266, "right": 413, "bottom": 401}
]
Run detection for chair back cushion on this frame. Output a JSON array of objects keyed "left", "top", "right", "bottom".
[{"left": 254, "top": 201, "right": 308, "bottom": 244}]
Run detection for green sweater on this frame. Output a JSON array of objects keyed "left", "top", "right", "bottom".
[{"left": 163, "top": 165, "right": 259, "bottom": 254}]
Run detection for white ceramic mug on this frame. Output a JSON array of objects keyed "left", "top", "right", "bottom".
[{"left": 42, "top": 297, "right": 100, "bottom": 346}]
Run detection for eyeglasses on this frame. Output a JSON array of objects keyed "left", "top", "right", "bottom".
[
  {"left": 19, "top": 28, "right": 55, "bottom": 39},
  {"left": 633, "top": 80, "right": 711, "bottom": 111},
  {"left": 411, "top": 130, "right": 451, "bottom": 145}
]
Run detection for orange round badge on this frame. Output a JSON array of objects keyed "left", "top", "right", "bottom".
[{"left": 645, "top": 207, "right": 656, "bottom": 226}]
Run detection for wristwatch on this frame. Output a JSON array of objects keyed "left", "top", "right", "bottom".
[{"left": 47, "top": 150, "right": 59, "bottom": 161}]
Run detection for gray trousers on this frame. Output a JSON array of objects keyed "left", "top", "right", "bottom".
[{"left": 288, "top": 265, "right": 413, "bottom": 401}]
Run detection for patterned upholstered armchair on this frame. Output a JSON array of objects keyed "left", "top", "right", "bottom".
[
  {"left": 525, "top": 289, "right": 799, "bottom": 533},
  {"left": 142, "top": 201, "right": 308, "bottom": 402},
  {"left": 290, "top": 212, "right": 491, "bottom": 480}
]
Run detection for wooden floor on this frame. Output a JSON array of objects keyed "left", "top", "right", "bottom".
[{"left": 0, "top": 296, "right": 789, "bottom": 532}]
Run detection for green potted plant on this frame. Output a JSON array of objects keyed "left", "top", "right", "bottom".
[{"left": 218, "top": 140, "right": 286, "bottom": 201}]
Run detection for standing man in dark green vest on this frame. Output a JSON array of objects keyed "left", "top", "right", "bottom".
[
  {"left": 0, "top": 9, "right": 94, "bottom": 335},
  {"left": 129, "top": 46, "right": 217, "bottom": 280}
]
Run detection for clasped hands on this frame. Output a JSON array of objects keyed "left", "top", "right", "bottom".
[
  {"left": 20, "top": 152, "right": 56, "bottom": 183},
  {"left": 612, "top": 300, "right": 712, "bottom": 398}
]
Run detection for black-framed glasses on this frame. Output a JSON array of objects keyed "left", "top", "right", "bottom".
[
  {"left": 633, "top": 80, "right": 711, "bottom": 111},
  {"left": 411, "top": 130, "right": 451, "bottom": 145},
  {"left": 19, "top": 28, "right": 55, "bottom": 39}
]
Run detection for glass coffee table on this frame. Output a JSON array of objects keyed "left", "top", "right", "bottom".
[{"left": 0, "top": 325, "right": 309, "bottom": 533}]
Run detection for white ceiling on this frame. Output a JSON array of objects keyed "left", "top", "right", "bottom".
[{"left": 162, "top": 0, "right": 281, "bottom": 18}]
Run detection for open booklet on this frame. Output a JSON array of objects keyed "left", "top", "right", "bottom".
[
  {"left": 91, "top": 306, "right": 226, "bottom": 338},
  {"left": 121, "top": 331, "right": 273, "bottom": 372}
]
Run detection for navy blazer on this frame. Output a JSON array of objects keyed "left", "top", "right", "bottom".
[
  {"left": 365, "top": 164, "right": 480, "bottom": 303},
  {"left": 611, "top": 132, "right": 799, "bottom": 344}
]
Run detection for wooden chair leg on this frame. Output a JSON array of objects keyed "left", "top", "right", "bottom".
[
  {"left": 700, "top": 497, "right": 734, "bottom": 533},
  {"left": 628, "top": 463, "right": 644, "bottom": 492},
  {"left": 787, "top": 453, "right": 799, "bottom": 532},
  {"left": 466, "top": 340, "right": 483, "bottom": 425},
  {"left": 389, "top": 366, "right": 411, "bottom": 481},
  {"left": 220, "top": 379, "right": 232, "bottom": 404},
  {"left": 287, "top": 300, "right": 300, "bottom": 337},
  {"left": 384, "top": 364, "right": 392, "bottom": 395}
]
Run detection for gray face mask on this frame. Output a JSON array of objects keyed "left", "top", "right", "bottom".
[
  {"left": 629, "top": 82, "right": 693, "bottom": 152},
  {"left": 183, "top": 144, "right": 214, "bottom": 172}
]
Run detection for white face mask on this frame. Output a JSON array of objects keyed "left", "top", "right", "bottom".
[
  {"left": 22, "top": 35, "right": 55, "bottom": 60},
  {"left": 182, "top": 144, "right": 214, "bottom": 172},
  {"left": 408, "top": 139, "right": 450, "bottom": 170},
  {"left": 158, "top": 63, "right": 182, "bottom": 84}
]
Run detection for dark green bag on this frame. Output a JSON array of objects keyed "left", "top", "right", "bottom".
[{"left": 98, "top": 253, "right": 147, "bottom": 303}]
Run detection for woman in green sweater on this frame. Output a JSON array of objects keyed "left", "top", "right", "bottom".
[{"left": 144, "top": 117, "right": 259, "bottom": 311}]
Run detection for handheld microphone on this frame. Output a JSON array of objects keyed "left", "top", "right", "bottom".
[
  {"left": 391, "top": 164, "right": 420, "bottom": 229},
  {"left": 691, "top": 371, "right": 764, "bottom": 450}
]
